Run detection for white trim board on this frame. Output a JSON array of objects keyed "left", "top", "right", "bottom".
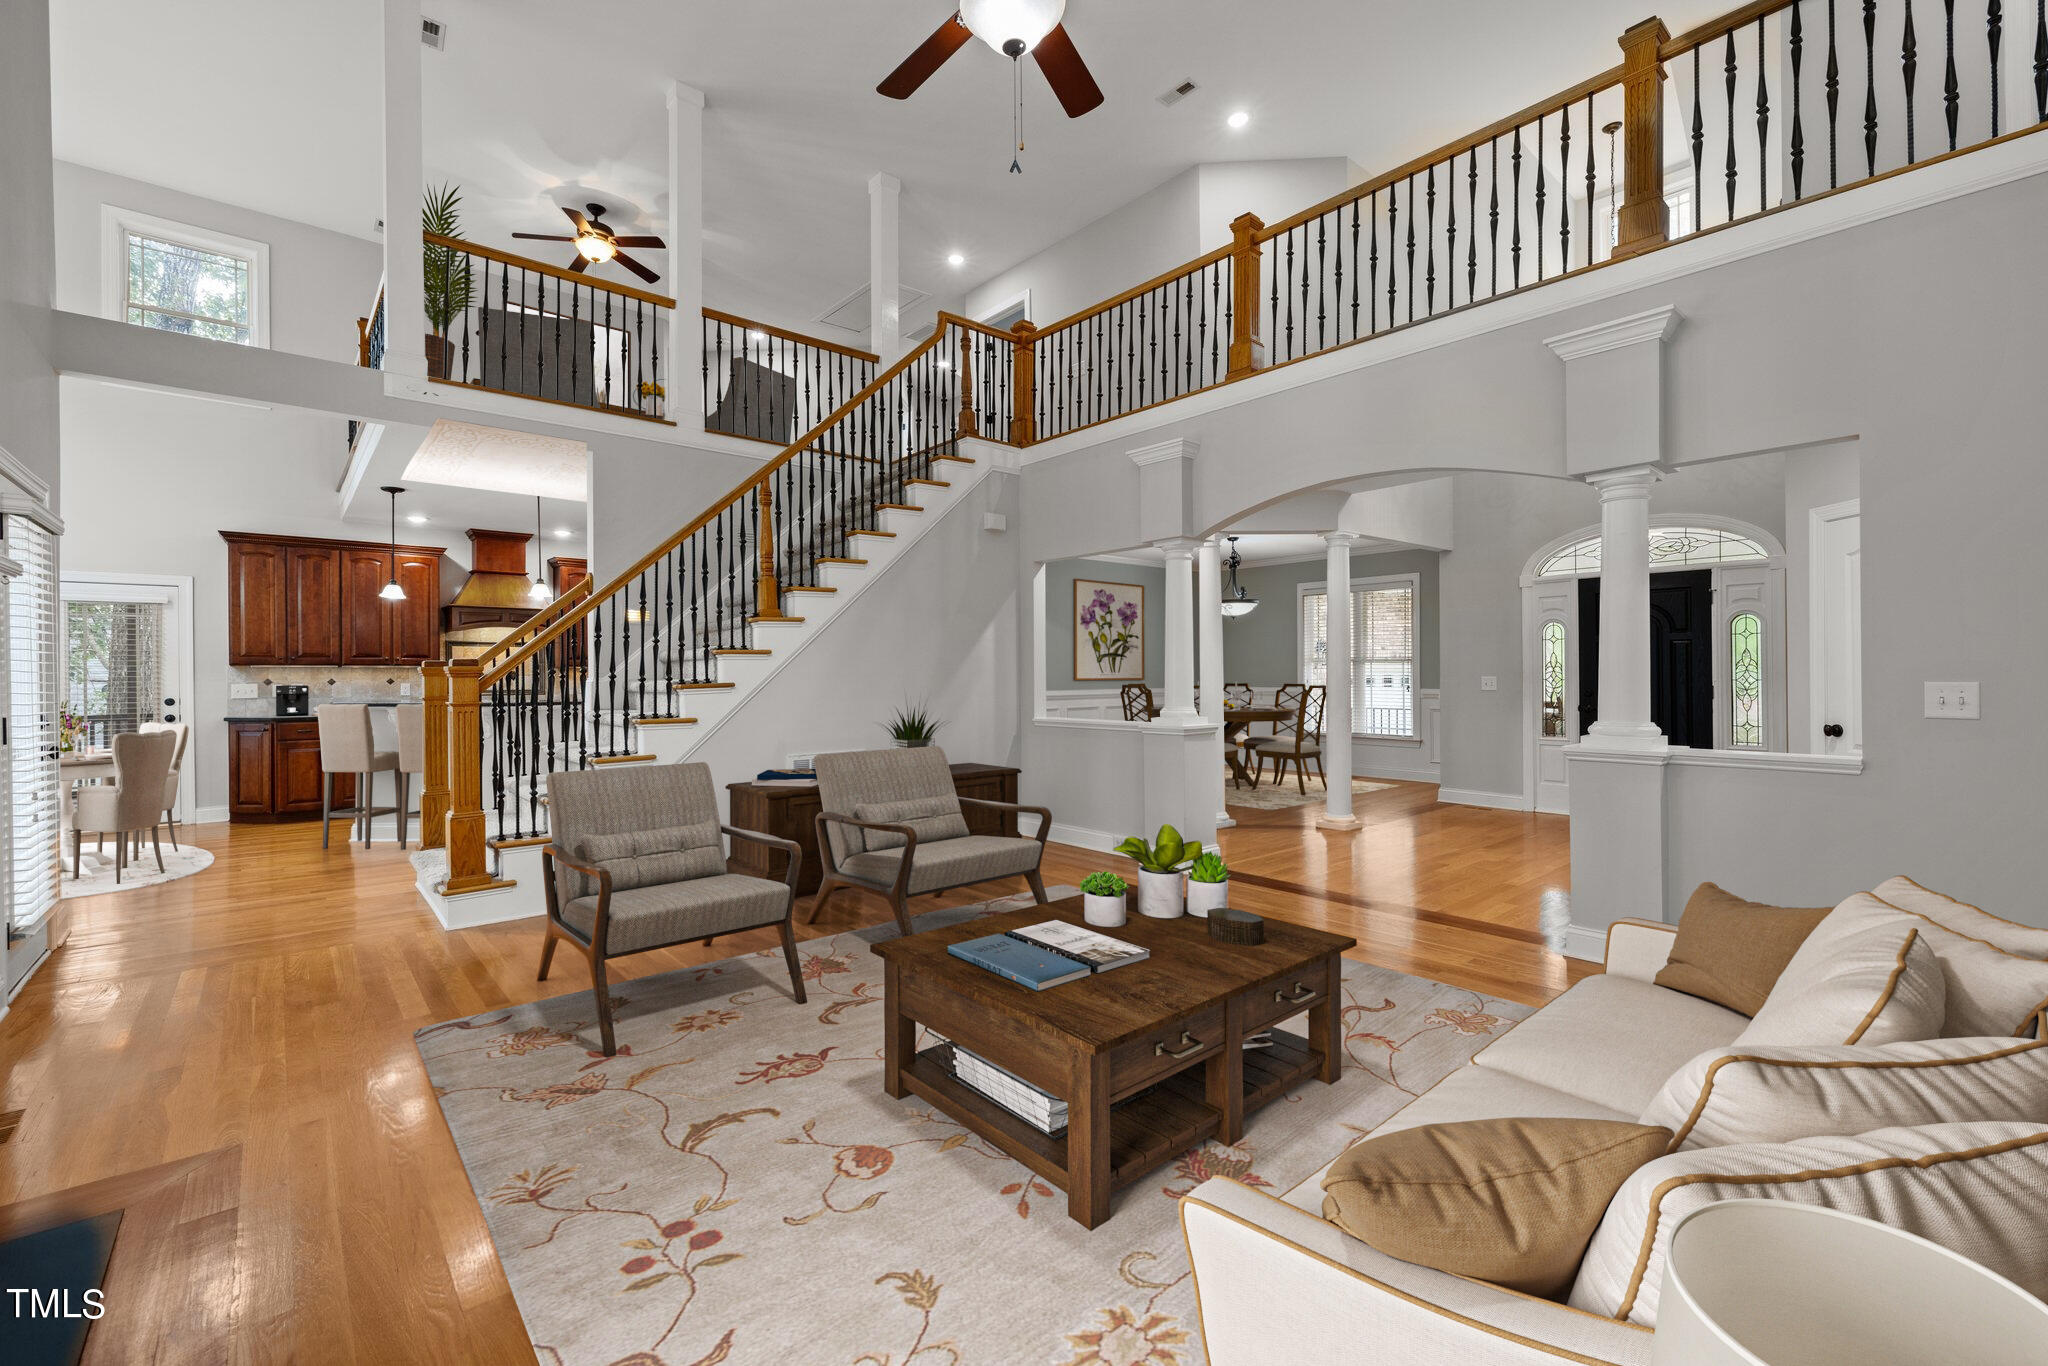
[
  {"left": 1562, "top": 923, "right": 1610, "bottom": 964},
  {"left": 1436, "top": 787, "right": 1529, "bottom": 811}
]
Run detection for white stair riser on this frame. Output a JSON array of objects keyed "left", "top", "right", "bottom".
[
  {"left": 877, "top": 506, "right": 924, "bottom": 535},
  {"left": 709, "top": 652, "right": 778, "bottom": 689}
]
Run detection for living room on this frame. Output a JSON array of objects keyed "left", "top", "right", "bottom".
[{"left": 4, "top": 0, "right": 2048, "bottom": 1363}]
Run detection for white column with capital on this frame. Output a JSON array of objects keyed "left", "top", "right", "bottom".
[
  {"left": 1158, "top": 538, "right": 1199, "bottom": 724},
  {"left": 1584, "top": 466, "right": 1666, "bottom": 750},
  {"left": 379, "top": 0, "right": 426, "bottom": 378},
  {"left": 1197, "top": 536, "right": 1231, "bottom": 827},
  {"left": 666, "top": 81, "right": 705, "bottom": 430},
  {"left": 1317, "top": 532, "right": 1364, "bottom": 829}
]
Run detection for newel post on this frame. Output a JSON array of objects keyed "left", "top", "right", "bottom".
[
  {"left": 756, "top": 480, "right": 783, "bottom": 620},
  {"left": 418, "top": 661, "right": 449, "bottom": 850},
  {"left": 442, "top": 658, "right": 500, "bottom": 894},
  {"left": 955, "top": 330, "right": 979, "bottom": 440},
  {"left": 1009, "top": 320, "right": 1037, "bottom": 446},
  {"left": 1613, "top": 17, "right": 1672, "bottom": 258},
  {"left": 1226, "top": 212, "right": 1266, "bottom": 379}
]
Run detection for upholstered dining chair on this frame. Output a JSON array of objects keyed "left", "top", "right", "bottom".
[
  {"left": 809, "top": 746, "right": 1051, "bottom": 937},
  {"left": 1120, "top": 682, "right": 1156, "bottom": 721},
  {"left": 317, "top": 704, "right": 397, "bottom": 848},
  {"left": 1240, "top": 682, "right": 1307, "bottom": 785},
  {"left": 71, "top": 728, "right": 177, "bottom": 882},
  {"left": 137, "top": 721, "right": 188, "bottom": 850},
  {"left": 394, "top": 705, "right": 425, "bottom": 850},
  {"left": 541, "top": 762, "right": 806, "bottom": 1056},
  {"left": 1253, "top": 684, "right": 1328, "bottom": 793}
]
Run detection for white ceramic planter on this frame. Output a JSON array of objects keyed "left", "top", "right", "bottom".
[
  {"left": 1136, "top": 868, "right": 1186, "bottom": 919},
  {"left": 1186, "top": 877, "right": 1230, "bottom": 918},
  {"left": 1082, "top": 892, "right": 1128, "bottom": 928}
]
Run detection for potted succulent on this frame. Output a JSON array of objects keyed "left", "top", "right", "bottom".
[
  {"left": 1079, "top": 870, "right": 1129, "bottom": 928},
  {"left": 1186, "top": 851, "right": 1230, "bottom": 918},
  {"left": 421, "top": 182, "right": 474, "bottom": 381},
  {"left": 883, "top": 703, "right": 942, "bottom": 748},
  {"left": 1115, "top": 823, "right": 1201, "bottom": 919}
]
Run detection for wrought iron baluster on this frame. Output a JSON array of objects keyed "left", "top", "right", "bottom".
[
  {"left": 1793, "top": 1, "right": 1808, "bottom": 199},
  {"left": 1351, "top": 198, "right": 1363, "bottom": 337},
  {"left": 1828, "top": 0, "right": 1842, "bottom": 186},
  {"left": 2035, "top": 0, "right": 2047, "bottom": 122},
  {"left": 1468, "top": 148, "right": 1480, "bottom": 296},
  {"left": 1865, "top": 0, "right": 1882, "bottom": 175},
  {"left": 1316, "top": 213, "right": 1328, "bottom": 350},
  {"left": 1284, "top": 230, "right": 1296, "bottom": 360},
  {"left": 1510, "top": 127, "right": 1523, "bottom": 288},
  {"left": 1387, "top": 182, "right": 1400, "bottom": 324},
  {"left": 1989, "top": 0, "right": 2003, "bottom": 137},
  {"left": 1904, "top": 0, "right": 1921, "bottom": 164},
  {"left": 1943, "top": 0, "right": 1960, "bottom": 150},
  {"left": 1693, "top": 46, "right": 1708, "bottom": 214},
  {"left": 1489, "top": 141, "right": 1500, "bottom": 296},
  {"left": 1368, "top": 188, "right": 1380, "bottom": 334},
  {"left": 1556, "top": 106, "right": 1569, "bottom": 279},
  {"left": 1583, "top": 94, "right": 1596, "bottom": 268},
  {"left": 1425, "top": 165, "right": 1438, "bottom": 315},
  {"left": 1404, "top": 174, "right": 1416, "bottom": 319},
  {"left": 1758, "top": 19, "right": 1772, "bottom": 214},
  {"left": 1534, "top": 114, "right": 1548, "bottom": 283},
  {"left": 1725, "top": 32, "right": 1740, "bottom": 221}
]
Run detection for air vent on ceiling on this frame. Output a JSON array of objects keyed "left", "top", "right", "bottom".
[
  {"left": 1156, "top": 80, "right": 1198, "bottom": 107},
  {"left": 421, "top": 16, "right": 446, "bottom": 49}
]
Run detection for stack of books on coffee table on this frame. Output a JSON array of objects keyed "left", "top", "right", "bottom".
[{"left": 939, "top": 1040, "right": 1068, "bottom": 1136}]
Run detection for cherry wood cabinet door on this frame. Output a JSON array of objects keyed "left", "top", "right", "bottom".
[
  {"left": 339, "top": 548, "right": 393, "bottom": 665},
  {"left": 226, "top": 540, "right": 289, "bottom": 665},
  {"left": 275, "top": 722, "right": 350, "bottom": 814},
  {"left": 228, "top": 724, "right": 275, "bottom": 816},
  {"left": 286, "top": 545, "right": 344, "bottom": 665},
  {"left": 389, "top": 552, "right": 442, "bottom": 662}
]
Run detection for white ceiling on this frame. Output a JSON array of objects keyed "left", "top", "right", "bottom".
[{"left": 49, "top": 0, "right": 1724, "bottom": 340}]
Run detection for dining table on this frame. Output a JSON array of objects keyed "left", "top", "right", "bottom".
[{"left": 1220, "top": 705, "right": 1290, "bottom": 789}]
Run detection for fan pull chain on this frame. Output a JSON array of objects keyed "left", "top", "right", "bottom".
[{"left": 1010, "top": 56, "right": 1024, "bottom": 174}]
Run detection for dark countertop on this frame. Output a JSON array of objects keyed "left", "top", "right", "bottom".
[{"left": 226, "top": 703, "right": 413, "bottom": 723}]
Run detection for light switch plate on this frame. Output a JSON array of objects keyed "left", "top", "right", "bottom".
[
  {"left": 230, "top": 683, "right": 260, "bottom": 700},
  {"left": 787, "top": 752, "right": 815, "bottom": 771},
  {"left": 400, "top": 682, "right": 414, "bottom": 696},
  {"left": 1924, "top": 682, "right": 1979, "bottom": 719},
  {"left": 1480, "top": 676, "right": 1498, "bottom": 692}
]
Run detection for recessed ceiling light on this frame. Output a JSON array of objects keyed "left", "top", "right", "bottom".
[
  {"left": 553, "top": 527, "right": 575, "bottom": 539},
  {"left": 1227, "top": 109, "right": 1250, "bottom": 130},
  {"left": 947, "top": 252, "right": 965, "bottom": 267},
  {"left": 405, "top": 513, "right": 429, "bottom": 524}
]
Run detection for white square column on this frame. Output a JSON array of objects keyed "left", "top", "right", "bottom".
[
  {"left": 1317, "top": 531, "right": 1364, "bottom": 829},
  {"left": 1157, "top": 537, "right": 1199, "bottom": 723},
  {"left": 1584, "top": 466, "right": 1667, "bottom": 751},
  {"left": 379, "top": 0, "right": 426, "bottom": 379},
  {"left": 666, "top": 81, "right": 706, "bottom": 431},
  {"left": 1197, "top": 536, "right": 1230, "bottom": 828}
]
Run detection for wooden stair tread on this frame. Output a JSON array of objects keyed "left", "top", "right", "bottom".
[
  {"left": 713, "top": 648, "right": 772, "bottom": 656},
  {"left": 875, "top": 502, "right": 922, "bottom": 512},
  {"left": 849, "top": 529, "right": 897, "bottom": 538},
  {"left": 591, "top": 753, "right": 656, "bottom": 765},
  {"left": 674, "top": 680, "right": 739, "bottom": 690},
  {"left": 786, "top": 585, "right": 837, "bottom": 594},
  {"left": 934, "top": 454, "right": 975, "bottom": 464},
  {"left": 487, "top": 836, "right": 549, "bottom": 851},
  {"left": 747, "top": 614, "right": 806, "bottom": 624},
  {"left": 632, "top": 716, "right": 699, "bottom": 726},
  {"left": 906, "top": 478, "right": 951, "bottom": 488}
]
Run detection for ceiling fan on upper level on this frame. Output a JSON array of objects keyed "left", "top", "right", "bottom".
[
  {"left": 512, "top": 203, "right": 666, "bottom": 284},
  {"left": 877, "top": 0, "right": 1104, "bottom": 118}
]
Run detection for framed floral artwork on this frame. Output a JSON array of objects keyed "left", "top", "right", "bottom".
[{"left": 1073, "top": 580, "right": 1145, "bottom": 681}]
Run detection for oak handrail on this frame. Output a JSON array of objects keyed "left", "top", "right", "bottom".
[
  {"left": 473, "top": 576, "right": 595, "bottom": 672},
  {"left": 1034, "top": 243, "right": 1237, "bottom": 338},
  {"left": 422, "top": 232, "right": 676, "bottom": 310},
  {"left": 1659, "top": 0, "right": 1789, "bottom": 56},
  {"left": 702, "top": 307, "right": 879, "bottom": 364},
  {"left": 480, "top": 312, "right": 973, "bottom": 688}
]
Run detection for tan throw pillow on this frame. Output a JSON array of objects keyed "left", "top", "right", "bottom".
[
  {"left": 1569, "top": 1122, "right": 2048, "bottom": 1326},
  {"left": 1653, "top": 883, "right": 1831, "bottom": 1016},
  {"left": 1875, "top": 875, "right": 2048, "bottom": 959},
  {"left": 1834, "top": 892, "right": 2048, "bottom": 1038},
  {"left": 574, "top": 821, "right": 724, "bottom": 891},
  {"left": 1639, "top": 1037, "right": 2048, "bottom": 1151},
  {"left": 1319, "top": 1117, "right": 1673, "bottom": 1300},
  {"left": 853, "top": 795, "right": 971, "bottom": 852},
  {"left": 1732, "top": 919, "right": 1945, "bottom": 1048}
]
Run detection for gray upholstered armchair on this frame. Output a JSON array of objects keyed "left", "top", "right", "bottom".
[
  {"left": 541, "top": 762, "right": 806, "bottom": 1055},
  {"left": 807, "top": 746, "right": 1051, "bottom": 937}
]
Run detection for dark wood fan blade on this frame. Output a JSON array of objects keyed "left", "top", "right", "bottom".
[
  {"left": 1033, "top": 24, "right": 1104, "bottom": 117},
  {"left": 561, "top": 205, "right": 592, "bottom": 233},
  {"left": 611, "top": 250, "right": 661, "bottom": 285},
  {"left": 878, "top": 13, "right": 971, "bottom": 99},
  {"left": 567, "top": 255, "right": 590, "bottom": 274},
  {"left": 512, "top": 232, "right": 575, "bottom": 241},
  {"left": 612, "top": 235, "right": 666, "bottom": 248}
]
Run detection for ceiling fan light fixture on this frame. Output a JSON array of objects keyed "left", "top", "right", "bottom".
[
  {"left": 575, "top": 231, "right": 617, "bottom": 263},
  {"left": 961, "top": 0, "right": 1065, "bottom": 55}
]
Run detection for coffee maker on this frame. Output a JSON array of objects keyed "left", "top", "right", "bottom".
[{"left": 274, "top": 685, "right": 311, "bottom": 717}]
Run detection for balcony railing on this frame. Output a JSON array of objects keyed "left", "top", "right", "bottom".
[{"left": 702, "top": 308, "right": 877, "bottom": 445}]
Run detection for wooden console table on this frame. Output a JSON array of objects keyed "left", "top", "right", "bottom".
[{"left": 726, "top": 760, "right": 1020, "bottom": 892}]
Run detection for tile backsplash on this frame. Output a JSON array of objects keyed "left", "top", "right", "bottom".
[{"left": 226, "top": 666, "right": 418, "bottom": 714}]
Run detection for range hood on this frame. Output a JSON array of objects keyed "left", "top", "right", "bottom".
[{"left": 443, "top": 528, "right": 543, "bottom": 658}]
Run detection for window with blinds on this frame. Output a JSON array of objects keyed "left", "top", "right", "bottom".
[
  {"left": 65, "top": 600, "right": 163, "bottom": 749},
  {"left": 1299, "top": 576, "right": 1417, "bottom": 738},
  {"left": 10, "top": 518, "right": 60, "bottom": 934}
]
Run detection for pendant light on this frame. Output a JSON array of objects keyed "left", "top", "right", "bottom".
[
  {"left": 378, "top": 485, "right": 407, "bottom": 601},
  {"left": 529, "top": 496, "right": 551, "bottom": 602},
  {"left": 1220, "top": 536, "right": 1259, "bottom": 618}
]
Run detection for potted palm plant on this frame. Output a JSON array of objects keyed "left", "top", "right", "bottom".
[
  {"left": 421, "top": 182, "right": 474, "bottom": 381},
  {"left": 1186, "top": 851, "right": 1231, "bottom": 918},
  {"left": 1079, "top": 870, "right": 1129, "bottom": 927},
  {"left": 1115, "top": 824, "right": 1200, "bottom": 919},
  {"left": 883, "top": 703, "right": 941, "bottom": 748}
]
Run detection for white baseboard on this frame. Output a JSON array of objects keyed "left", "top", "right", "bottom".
[
  {"left": 1045, "top": 822, "right": 1124, "bottom": 855},
  {"left": 1436, "top": 787, "right": 1530, "bottom": 811},
  {"left": 193, "top": 805, "right": 230, "bottom": 825},
  {"left": 1562, "top": 922, "right": 1609, "bottom": 964}
]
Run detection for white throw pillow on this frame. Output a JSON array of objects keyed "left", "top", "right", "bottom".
[
  {"left": 1875, "top": 875, "right": 2048, "bottom": 959},
  {"left": 1569, "top": 1121, "right": 2048, "bottom": 1326},
  {"left": 1832, "top": 891, "right": 2048, "bottom": 1037},
  {"left": 1640, "top": 1037, "right": 2048, "bottom": 1150},
  {"left": 1732, "top": 918, "right": 1945, "bottom": 1048}
]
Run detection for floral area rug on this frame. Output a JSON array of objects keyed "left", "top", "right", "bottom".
[{"left": 415, "top": 887, "right": 1531, "bottom": 1366}]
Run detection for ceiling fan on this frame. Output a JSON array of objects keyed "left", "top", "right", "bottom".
[
  {"left": 878, "top": 0, "right": 1103, "bottom": 118},
  {"left": 512, "top": 203, "right": 666, "bottom": 284}
]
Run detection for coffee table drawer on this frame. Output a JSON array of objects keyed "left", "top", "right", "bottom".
[
  {"left": 1108, "top": 1004, "right": 1224, "bottom": 1100},
  {"left": 1242, "top": 969, "right": 1329, "bottom": 1034}
]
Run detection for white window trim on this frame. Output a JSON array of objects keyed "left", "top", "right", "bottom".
[
  {"left": 101, "top": 205, "right": 271, "bottom": 349},
  {"left": 1295, "top": 572, "right": 1422, "bottom": 741}
]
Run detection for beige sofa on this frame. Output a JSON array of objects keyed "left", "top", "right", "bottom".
[{"left": 1181, "top": 919, "right": 1698, "bottom": 1366}]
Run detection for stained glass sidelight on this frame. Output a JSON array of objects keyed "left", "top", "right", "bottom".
[
  {"left": 1729, "top": 611, "right": 1763, "bottom": 748},
  {"left": 1541, "top": 620, "right": 1567, "bottom": 737}
]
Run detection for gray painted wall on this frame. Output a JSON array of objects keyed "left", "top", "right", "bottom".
[
  {"left": 0, "top": 0, "right": 59, "bottom": 499},
  {"left": 1220, "top": 548, "right": 1441, "bottom": 689},
  {"left": 1043, "top": 557, "right": 1166, "bottom": 692}
]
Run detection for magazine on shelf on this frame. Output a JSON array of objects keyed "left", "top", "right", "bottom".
[
  {"left": 1003, "top": 921, "right": 1150, "bottom": 972},
  {"left": 938, "top": 1039, "right": 1068, "bottom": 1135}
]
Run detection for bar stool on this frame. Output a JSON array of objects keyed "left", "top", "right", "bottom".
[
  {"left": 317, "top": 704, "right": 397, "bottom": 848},
  {"left": 394, "top": 704, "right": 425, "bottom": 850}
]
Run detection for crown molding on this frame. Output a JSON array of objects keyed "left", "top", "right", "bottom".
[
  {"left": 1128, "top": 437, "right": 1198, "bottom": 467},
  {"left": 1544, "top": 304, "right": 1682, "bottom": 361}
]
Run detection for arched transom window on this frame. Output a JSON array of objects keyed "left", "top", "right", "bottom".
[{"left": 1537, "top": 526, "right": 1772, "bottom": 578}]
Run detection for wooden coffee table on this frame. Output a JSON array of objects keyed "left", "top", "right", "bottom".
[{"left": 872, "top": 897, "right": 1356, "bottom": 1228}]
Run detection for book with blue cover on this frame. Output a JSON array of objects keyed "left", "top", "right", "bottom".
[{"left": 946, "top": 933, "right": 1092, "bottom": 990}]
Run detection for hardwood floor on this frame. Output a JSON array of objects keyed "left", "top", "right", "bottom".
[{"left": 0, "top": 779, "right": 1581, "bottom": 1362}]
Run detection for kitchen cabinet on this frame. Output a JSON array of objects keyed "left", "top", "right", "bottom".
[
  {"left": 228, "top": 720, "right": 355, "bottom": 822},
  {"left": 222, "top": 533, "right": 444, "bottom": 668}
]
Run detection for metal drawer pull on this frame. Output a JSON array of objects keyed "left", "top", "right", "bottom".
[
  {"left": 1155, "top": 1031, "right": 1205, "bottom": 1059},
  {"left": 1275, "top": 982, "right": 1317, "bottom": 1005}
]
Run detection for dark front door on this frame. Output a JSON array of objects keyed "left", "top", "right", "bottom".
[{"left": 1577, "top": 571, "right": 1716, "bottom": 748}]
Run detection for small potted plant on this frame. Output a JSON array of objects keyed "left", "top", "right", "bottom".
[
  {"left": 1079, "top": 870, "right": 1129, "bottom": 927},
  {"left": 884, "top": 703, "right": 941, "bottom": 748},
  {"left": 1115, "top": 823, "right": 1200, "bottom": 919},
  {"left": 1186, "top": 851, "right": 1230, "bottom": 918}
]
